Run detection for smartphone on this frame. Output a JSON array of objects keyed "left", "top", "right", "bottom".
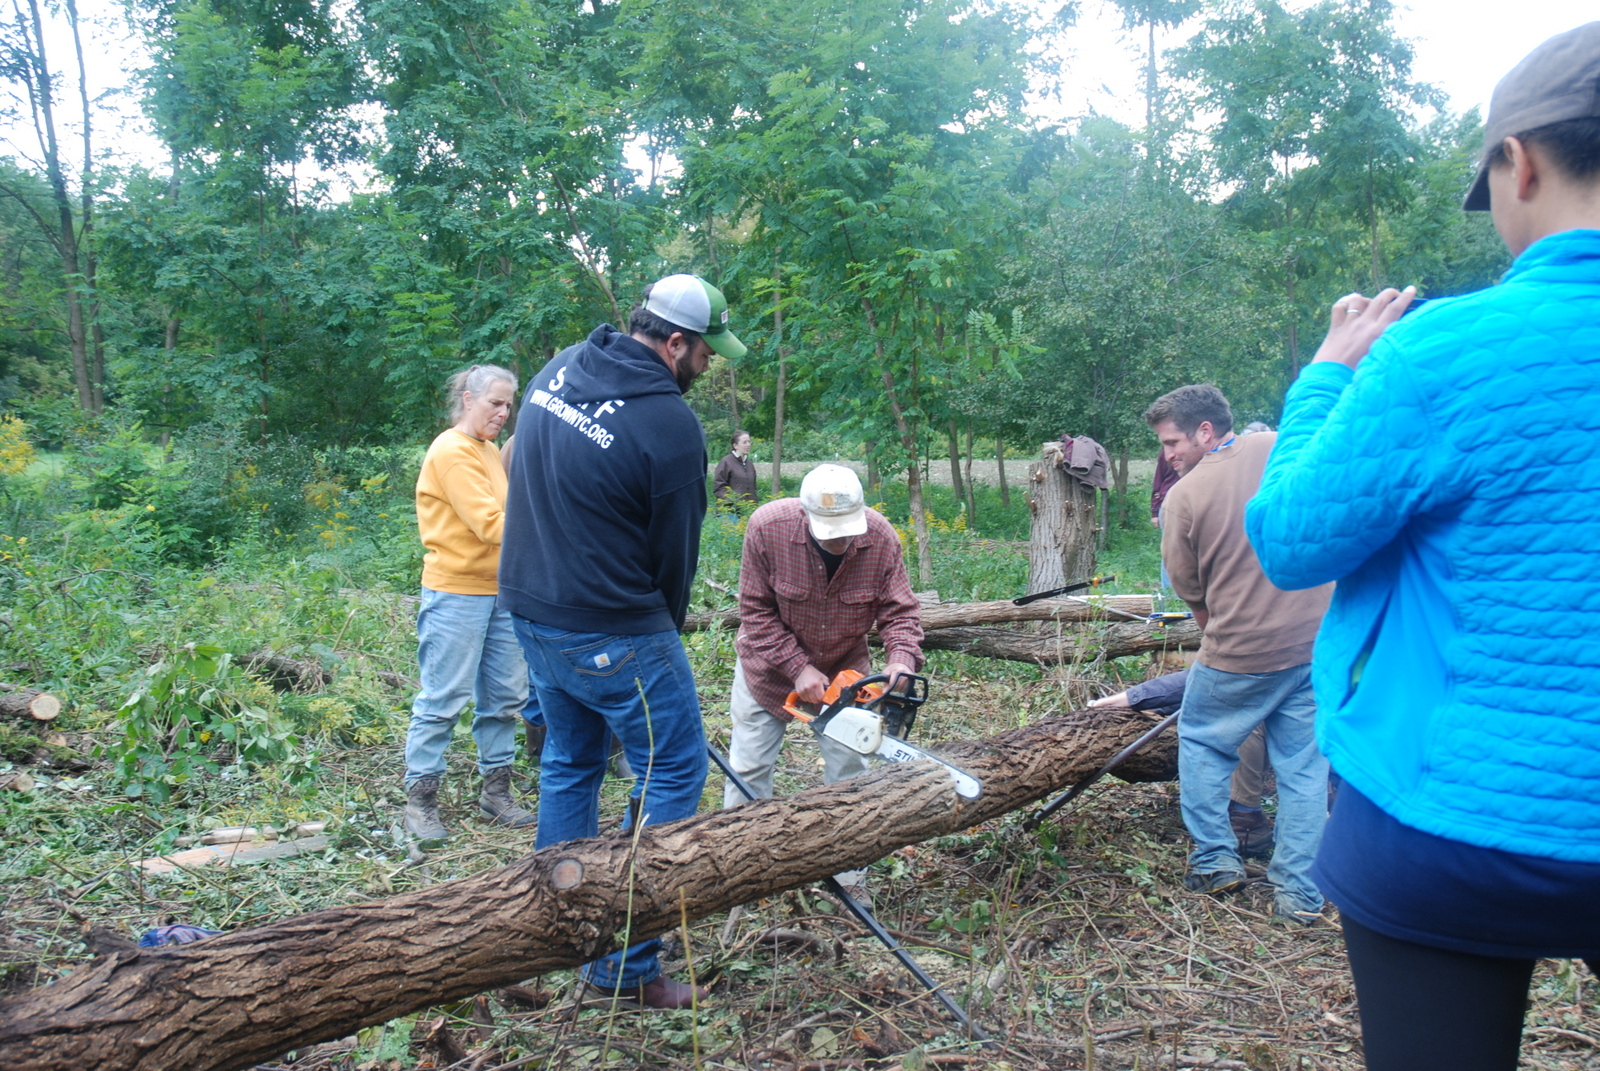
[{"left": 1400, "top": 296, "right": 1432, "bottom": 317}]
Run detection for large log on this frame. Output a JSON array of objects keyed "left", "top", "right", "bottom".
[
  {"left": 682, "top": 593, "right": 1157, "bottom": 634},
  {"left": 0, "top": 704, "right": 1166, "bottom": 1071},
  {"left": 0, "top": 688, "right": 61, "bottom": 721},
  {"left": 917, "top": 619, "right": 1202, "bottom": 665}
]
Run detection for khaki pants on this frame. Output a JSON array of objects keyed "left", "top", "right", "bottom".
[
  {"left": 1232, "top": 726, "right": 1268, "bottom": 808},
  {"left": 723, "top": 660, "right": 869, "bottom": 885}
]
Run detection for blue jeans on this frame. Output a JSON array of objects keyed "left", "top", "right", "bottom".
[
  {"left": 512, "top": 617, "right": 708, "bottom": 989},
  {"left": 404, "top": 589, "right": 527, "bottom": 786},
  {"left": 520, "top": 666, "right": 545, "bottom": 731},
  {"left": 1179, "top": 661, "right": 1328, "bottom": 910}
]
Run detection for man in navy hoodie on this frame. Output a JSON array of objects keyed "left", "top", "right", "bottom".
[{"left": 501, "top": 274, "right": 745, "bottom": 1009}]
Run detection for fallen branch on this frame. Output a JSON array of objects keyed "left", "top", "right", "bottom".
[
  {"left": 0, "top": 704, "right": 1165, "bottom": 1071},
  {"left": 241, "top": 650, "right": 416, "bottom": 694}
]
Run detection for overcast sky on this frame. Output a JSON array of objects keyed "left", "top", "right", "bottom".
[
  {"left": 1040, "top": 0, "right": 1595, "bottom": 128},
  {"left": 3, "top": 0, "right": 1595, "bottom": 183}
]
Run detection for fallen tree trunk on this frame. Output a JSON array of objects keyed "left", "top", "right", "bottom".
[
  {"left": 682, "top": 594, "right": 1157, "bottom": 634},
  {"left": 915, "top": 619, "right": 1202, "bottom": 665},
  {"left": 1106, "top": 723, "right": 1177, "bottom": 783},
  {"left": 0, "top": 688, "right": 61, "bottom": 722},
  {"left": 0, "top": 704, "right": 1166, "bottom": 1071}
]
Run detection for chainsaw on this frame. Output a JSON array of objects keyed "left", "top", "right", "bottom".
[{"left": 783, "top": 670, "right": 982, "bottom": 800}]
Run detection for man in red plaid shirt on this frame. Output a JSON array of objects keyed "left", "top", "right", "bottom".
[{"left": 725, "top": 464, "right": 924, "bottom": 892}]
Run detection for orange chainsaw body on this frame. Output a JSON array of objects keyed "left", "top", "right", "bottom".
[{"left": 783, "top": 669, "right": 884, "bottom": 722}]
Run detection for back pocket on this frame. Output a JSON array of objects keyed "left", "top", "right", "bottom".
[{"left": 559, "top": 634, "right": 640, "bottom": 704}]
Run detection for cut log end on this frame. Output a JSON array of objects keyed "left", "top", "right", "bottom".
[{"left": 0, "top": 689, "right": 61, "bottom": 721}]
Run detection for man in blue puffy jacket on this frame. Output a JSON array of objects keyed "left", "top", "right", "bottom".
[{"left": 1245, "top": 23, "right": 1600, "bottom": 1071}]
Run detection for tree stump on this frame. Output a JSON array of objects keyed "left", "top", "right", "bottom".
[{"left": 1027, "top": 445, "right": 1098, "bottom": 593}]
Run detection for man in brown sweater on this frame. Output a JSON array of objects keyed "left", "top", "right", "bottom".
[{"left": 1147, "top": 384, "right": 1333, "bottom": 925}]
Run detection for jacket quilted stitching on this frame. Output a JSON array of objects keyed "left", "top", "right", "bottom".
[{"left": 1246, "top": 228, "right": 1600, "bottom": 863}]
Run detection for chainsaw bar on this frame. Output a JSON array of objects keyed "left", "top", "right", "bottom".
[{"left": 817, "top": 706, "right": 983, "bottom": 800}]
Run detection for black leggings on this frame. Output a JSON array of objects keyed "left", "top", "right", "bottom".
[{"left": 1342, "top": 915, "right": 1598, "bottom": 1071}]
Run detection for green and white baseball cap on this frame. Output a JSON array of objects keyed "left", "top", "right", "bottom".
[{"left": 643, "top": 274, "right": 747, "bottom": 360}]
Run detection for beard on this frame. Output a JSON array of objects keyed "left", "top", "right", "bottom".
[{"left": 674, "top": 361, "right": 703, "bottom": 395}]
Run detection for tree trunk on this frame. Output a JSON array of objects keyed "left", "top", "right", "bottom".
[
  {"left": 21, "top": 0, "right": 92, "bottom": 413},
  {"left": 0, "top": 704, "right": 1170, "bottom": 1071},
  {"left": 1111, "top": 444, "right": 1131, "bottom": 531},
  {"left": 0, "top": 689, "right": 61, "bottom": 721},
  {"left": 907, "top": 459, "right": 933, "bottom": 588},
  {"left": 1027, "top": 450, "right": 1098, "bottom": 597},
  {"left": 996, "top": 436, "right": 1010, "bottom": 507},
  {"left": 682, "top": 594, "right": 1158, "bottom": 635},
  {"left": 857, "top": 291, "right": 931, "bottom": 586},
  {"left": 769, "top": 250, "right": 787, "bottom": 497},
  {"left": 963, "top": 420, "right": 976, "bottom": 525},
  {"left": 67, "top": 0, "right": 101, "bottom": 413},
  {"left": 946, "top": 418, "right": 964, "bottom": 503}
]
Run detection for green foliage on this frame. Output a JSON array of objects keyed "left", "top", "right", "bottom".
[{"left": 114, "top": 643, "right": 317, "bottom": 804}]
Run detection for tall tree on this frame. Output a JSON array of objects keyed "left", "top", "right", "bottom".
[
  {"left": 1177, "top": 0, "right": 1432, "bottom": 375},
  {"left": 0, "top": 0, "right": 103, "bottom": 411},
  {"left": 635, "top": 0, "right": 1038, "bottom": 581}
]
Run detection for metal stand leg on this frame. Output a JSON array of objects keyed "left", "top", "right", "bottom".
[{"left": 708, "top": 743, "right": 993, "bottom": 1046}]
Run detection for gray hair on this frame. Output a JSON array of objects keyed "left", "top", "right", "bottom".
[{"left": 446, "top": 364, "right": 517, "bottom": 422}]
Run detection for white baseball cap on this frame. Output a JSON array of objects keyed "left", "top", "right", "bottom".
[{"left": 799, "top": 464, "right": 868, "bottom": 540}]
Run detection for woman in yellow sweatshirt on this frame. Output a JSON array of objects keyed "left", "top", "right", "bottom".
[{"left": 403, "top": 364, "right": 535, "bottom": 841}]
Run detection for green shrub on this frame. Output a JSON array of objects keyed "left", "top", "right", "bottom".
[{"left": 114, "top": 643, "right": 318, "bottom": 804}]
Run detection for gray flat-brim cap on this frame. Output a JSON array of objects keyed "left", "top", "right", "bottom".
[{"left": 1464, "top": 20, "right": 1600, "bottom": 211}]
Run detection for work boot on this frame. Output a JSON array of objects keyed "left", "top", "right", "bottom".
[
  {"left": 608, "top": 733, "right": 635, "bottom": 779},
  {"left": 1182, "top": 868, "right": 1248, "bottom": 896},
  {"left": 404, "top": 776, "right": 449, "bottom": 843},
  {"left": 1272, "top": 894, "right": 1325, "bottom": 927},
  {"left": 1229, "top": 805, "right": 1276, "bottom": 861},
  {"left": 479, "top": 766, "right": 537, "bottom": 828},
  {"left": 524, "top": 721, "right": 547, "bottom": 764}
]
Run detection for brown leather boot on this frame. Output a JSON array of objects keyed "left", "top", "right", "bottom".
[
  {"left": 524, "top": 722, "right": 547, "bottom": 764},
  {"left": 404, "top": 776, "right": 449, "bottom": 843},
  {"left": 1230, "top": 806, "right": 1276, "bottom": 860},
  {"left": 478, "top": 767, "right": 536, "bottom": 828}
]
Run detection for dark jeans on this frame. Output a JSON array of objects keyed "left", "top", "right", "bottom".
[
  {"left": 511, "top": 617, "right": 708, "bottom": 989},
  {"left": 1343, "top": 915, "right": 1599, "bottom": 1071}
]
